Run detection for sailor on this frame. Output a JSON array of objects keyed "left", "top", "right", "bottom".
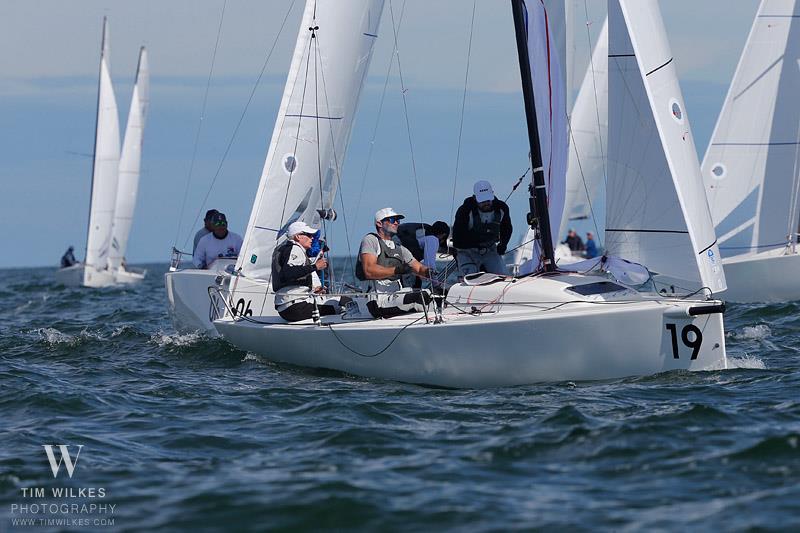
[
  {"left": 60, "top": 246, "right": 77, "bottom": 268},
  {"left": 193, "top": 209, "right": 219, "bottom": 254},
  {"left": 562, "top": 229, "right": 584, "bottom": 252},
  {"left": 396, "top": 221, "right": 450, "bottom": 289},
  {"left": 193, "top": 212, "right": 243, "bottom": 269},
  {"left": 356, "top": 208, "right": 432, "bottom": 318},
  {"left": 452, "top": 180, "right": 512, "bottom": 276},
  {"left": 585, "top": 232, "right": 598, "bottom": 259},
  {"left": 272, "top": 221, "right": 349, "bottom": 322}
]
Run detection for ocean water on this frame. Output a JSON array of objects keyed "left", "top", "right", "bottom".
[{"left": 1, "top": 264, "right": 799, "bottom": 531}]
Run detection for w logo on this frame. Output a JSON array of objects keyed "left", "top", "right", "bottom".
[{"left": 42, "top": 445, "right": 83, "bottom": 478}]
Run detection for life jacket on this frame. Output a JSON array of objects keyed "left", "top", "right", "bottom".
[
  {"left": 271, "top": 240, "right": 312, "bottom": 291},
  {"left": 469, "top": 205, "right": 503, "bottom": 248},
  {"left": 355, "top": 233, "right": 405, "bottom": 281}
]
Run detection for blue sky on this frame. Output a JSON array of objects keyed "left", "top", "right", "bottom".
[{"left": 0, "top": 0, "right": 759, "bottom": 268}]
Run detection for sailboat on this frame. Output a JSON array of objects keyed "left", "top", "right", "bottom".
[
  {"left": 701, "top": 0, "right": 800, "bottom": 303},
  {"left": 164, "top": 0, "right": 384, "bottom": 334},
  {"left": 56, "top": 18, "right": 121, "bottom": 288},
  {"left": 111, "top": 47, "right": 150, "bottom": 284},
  {"left": 211, "top": 0, "right": 728, "bottom": 388}
]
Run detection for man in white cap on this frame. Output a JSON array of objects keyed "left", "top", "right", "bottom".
[
  {"left": 452, "top": 179, "right": 512, "bottom": 276},
  {"left": 355, "top": 207, "right": 431, "bottom": 318},
  {"left": 271, "top": 220, "right": 349, "bottom": 322}
]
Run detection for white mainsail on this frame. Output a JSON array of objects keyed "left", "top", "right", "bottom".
[
  {"left": 85, "top": 17, "right": 121, "bottom": 270},
  {"left": 237, "top": 0, "right": 385, "bottom": 281},
  {"left": 559, "top": 17, "right": 607, "bottom": 236},
  {"left": 109, "top": 47, "right": 149, "bottom": 270},
  {"left": 605, "top": 0, "right": 726, "bottom": 293},
  {"left": 702, "top": 0, "right": 800, "bottom": 257}
]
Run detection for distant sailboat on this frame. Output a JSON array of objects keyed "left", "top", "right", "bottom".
[
  {"left": 702, "top": 0, "right": 800, "bottom": 302},
  {"left": 56, "top": 17, "right": 121, "bottom": 288},
  {"left": 111, "top": 47, "right": 149, "bottom": 284}
]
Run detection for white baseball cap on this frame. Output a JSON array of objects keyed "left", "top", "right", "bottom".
[
  {"left": 374, "top": 207, "right": 405, "bottom": 223},
  {"left": 286, "top": 221, "right": 318, "bottom": 237},
  {"left": 473, "top": 180, "right": 495, "bottom": 203}
]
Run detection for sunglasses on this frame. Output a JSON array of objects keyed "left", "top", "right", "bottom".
[{"left": 382, "top": 217, "right": 400, "bottom": 224}]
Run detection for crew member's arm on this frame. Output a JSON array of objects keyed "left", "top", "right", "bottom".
[
  {"left": 360, "top": 253, "right": 399, "bottom": 280},
  {"left": 192, "top": 245, "right": 206, "bottom": 269},
  {"left": 452, "top": 205, "right": 474, "bottom": 249},
  {"left": 409, "top": 258, "right": 429, "bottom": 277}
]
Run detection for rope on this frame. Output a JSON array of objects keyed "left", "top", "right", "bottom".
[
  {"left": 173, "top": 0, "right": 228, "bottom": 248},
  {"left": 182, "top": 0, "right": 298, "bottom": 249},
  {"left": 449, "top": 0, "right": 477, "bottom": 220}
]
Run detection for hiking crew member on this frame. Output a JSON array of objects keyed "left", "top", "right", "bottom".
[
  {"left": 193, "top": 212, "right": 243, "bottom": 269},
  {"left": 396, "top": 221, "right": 450, "bottom": 289},
  {"left": 356, "top": 208, "right": 431, "bottom": 318},
  {"left": 272, "top": 221, "right": 349, "bottom": 322},
  {"left": 452, "top": 180, "right": 512, "bottom": 276}
]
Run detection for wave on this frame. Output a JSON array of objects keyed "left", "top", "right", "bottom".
[
  {"left": 149, "top": 331, "right": 206, "bottom": 348},
  {"left": 35, "top": 327, "right": 104, "bottom": 347},
  {"left": 728, "top": 324, "right": 771, "bottom": 340},
  {"left": 726, "top": 354, "right": 767, "bottom": 370}
]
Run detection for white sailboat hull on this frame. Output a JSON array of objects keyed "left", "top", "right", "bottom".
[
  {"left": 164, "top": 258, "right": 271, "bottom": 335},
  {"left": 55, "top": 264, "right": 117, "bottom": 288},
  {"left": 214, "top": 274, "right": 727, "bottom": 388},
  {"left": 719, "top": 248, "right": 800, "bottom": 303}
]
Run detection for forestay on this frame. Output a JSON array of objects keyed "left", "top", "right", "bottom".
[
  {"left": 702, "top": 0, "right": 800, "bottom": 257},
  {"left": 85, "top": 17, "right": 121, "bottom": 270},
  {"left": 559, "top": 17, "right": 607, "bottom": 237},
  {"left": 606, "top": 0, "right": 725, "bottom": 293},
  {"left": 110, "top": 47, "right": 149, "bottom": 270},
  {"left": 237, "top": 0, "right": 385, "bottom": 281}
]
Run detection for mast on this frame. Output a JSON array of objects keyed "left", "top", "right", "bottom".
[
  {"left": 510, "top": 0, "right": 556, "bottom": 272},
  {"left": 85, "top": 16, "right": 107, "bottom": 264}
]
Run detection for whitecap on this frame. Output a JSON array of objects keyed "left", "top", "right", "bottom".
[
  {"left": 150, "top": 331, "right": 204, "bottom": 347},
  {"left": 726, "top": 354, "right": 767, "bottom": 370},
  {"left": 729, "top": 324, "right": 771, "bottom": 340},
  {"left": 36, "top": 327, "right": 76, "bottom": 345}
]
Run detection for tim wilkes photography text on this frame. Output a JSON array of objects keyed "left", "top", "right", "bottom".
[{"left": 8, "top": 445, "right": 117, "bottom": 529}]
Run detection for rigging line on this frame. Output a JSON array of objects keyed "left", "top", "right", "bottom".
[
  {"left": 173, "top": 0, "right": 228, "bottom": 248},
  {"left": 584, "top": 0, "right": 608, "bottom": 190},
  {"left": 351, "top": 0, "right": 407, "bottom": 238},
  {"left": 449, "top": 0, "right": 477, "bottom": 221},
  {"left": 183, "top": 0, "right": 298, "bottom": 249},
  {"left": 389, "top": 0, "right": 425, "bottom": 222}
]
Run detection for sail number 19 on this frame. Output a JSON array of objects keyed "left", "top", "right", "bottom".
[{"left": 665, "top": 323, "right": 703, "bottom": 360}]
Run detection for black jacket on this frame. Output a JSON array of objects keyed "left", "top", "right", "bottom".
[{"left": 452, "top": 196, "right": 512, "bottom": 254}]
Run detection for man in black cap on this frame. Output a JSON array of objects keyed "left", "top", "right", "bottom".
[
  {"left": 193, "top": 209, "right": 219, "bottom": 254},
  {"left": 193, "top": 212, "right": 243, "bottom": 269}
]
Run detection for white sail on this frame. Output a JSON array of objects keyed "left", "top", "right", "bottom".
[
  {"left": 605, "top": 0, "right": 725, "bottom": 292},
  {"left": 702, "top": 0, "right": 800, "bottom": 257},
  {"left": 559, "top": 18, "right": 607, "bottom": 236},
  {"left": 526, "top": 0, "right": 569, "bottom": 254},
  {"left": 236, "top": 0, "right": 385, "bottom": 281},
  {"left": 85, "top": 17, "right": 121, "bottom": 270},
  {"left": 109, "top": 47, "right": 149, "bottom": 270}
]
